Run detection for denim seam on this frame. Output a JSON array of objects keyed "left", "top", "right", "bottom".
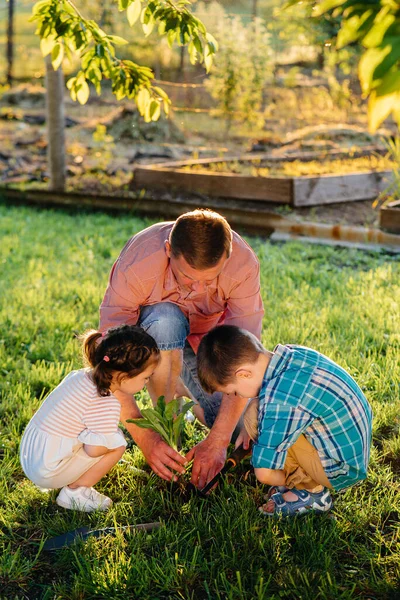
[{"left": 157, "top": 341, "right": 186, "bottom": 350}]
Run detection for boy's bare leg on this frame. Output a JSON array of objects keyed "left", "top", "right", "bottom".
[
  {"left": 68, "top": 445, "right": 125, "bottom": 489},
  {"left": 147, "top": 348, "right": 183, "bottom": 404}
]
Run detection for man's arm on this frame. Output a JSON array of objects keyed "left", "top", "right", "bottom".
[
  {"left": 223, "top": 261, "right": 264, "bottom": 340},
  {"left": 99, "top": 263, "right": 143, "bottom": 331},
  {"left": 117, "top": 390, "right": 187, "bottom": 482}
]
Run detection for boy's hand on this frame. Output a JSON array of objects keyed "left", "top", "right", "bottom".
[
  {"left": 235, "top": 427, "right": 251, "bottom": 450},
  {"left": 186, "top": 437, "right": 227, "bottom": 489}
]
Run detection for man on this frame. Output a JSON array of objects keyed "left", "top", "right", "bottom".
[{"left": 100, "top": 209, "right": 264, "bottom": 488}]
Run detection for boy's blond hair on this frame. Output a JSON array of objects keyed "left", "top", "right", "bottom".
[{"left": 243, "top": 397, "right": 260, "bottom": 441}]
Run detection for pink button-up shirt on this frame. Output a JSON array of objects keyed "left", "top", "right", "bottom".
[{"left": 100, "top": 222, "right": 264, "bottom": 353}]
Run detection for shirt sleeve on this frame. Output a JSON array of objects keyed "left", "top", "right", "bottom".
[
  {"left": 79, "top": 396, "right": 126, "bottom": 449},
  {"left": 223, "top": 262, "right": 264, "bottom": 340},
  {"left": 99, "top": 261, "right": 145, "bottom": 331},
  {"left": 251, "top": 403, "right": 313, "bottom": 470}
]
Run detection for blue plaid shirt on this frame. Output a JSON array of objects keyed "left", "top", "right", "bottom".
[{"left": 252, "top": 345, "right": 372, "bottom": 490}]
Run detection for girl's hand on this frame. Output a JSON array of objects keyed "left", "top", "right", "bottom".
[{"left": 137, "top": 429, "right": 187, "bottom": 482}]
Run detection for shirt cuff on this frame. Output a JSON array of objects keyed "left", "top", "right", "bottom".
[
  {"left": 251, "top": 443, "right": 287, "bottom": 470},
  {"left": 78, "top": 428, "right": 127, "bottom": 449}
]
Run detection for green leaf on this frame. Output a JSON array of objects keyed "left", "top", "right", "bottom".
[
  {"left": 368, "top": 89, "right": 400, "bottom": 132},
  {"left": 107, "top": 35, "right": 129, "bottom": 45},
  {"left": 142, "top": 20, "right": 155, "bottom": 37},
  {"left": 336, "top": 11, "right": 374, "bottom": 48},
  {"left": 140, "top": 408, "right": 170, "bottom": 442},
  {"left": 125, "top": 418, "right": 155, "bottom": 429},
  {"left": 127, "top": 0, "right": 141, "bottom": 26},
  {"left": 76, "top": 78, "right": 90, "bottom": 105},
  {"left": 149, "top": 100, "right": 161, "bottom": 121},
  {"left": 312, "top": 0, "right": 346, "bottom": 17},
  {"left": 205, "top": 32, "right": 219, "bottom": 52},
  {"left": 118, "top": 0, "right": 130, "bottom": 10},
  {"left": 375, "top": 69, "right": 400, "bottom": 97},
  {"left": 373, "top": 37, "right": 400, "bottom": 81},
  {"left": 32, "top": 0, "right": 51, "bottom": 16},
  {"left": 136, "top": 87, "right": 151, "bottom": 115},
  {"left": 167, "top": 29, "right": 176, "bottom": 48},
  {"left": 40, "top": 35, "right": 56, "bottom": 57},
  {"left": 179, "top": 400, "right": 195, "bottom": 417},
  {"left": 165, "top": 398, "right": 180, "bottom": 421},
  {"left": 51, "top": 43, "right": 64, "bottom": 71},
  {"left": 172, "top": 413, "right": 185, "bottom": 448},
  {"left": 358, "top": 46, "right": 391, "bottom": 94},
  {"left": 156, "top": 395, "right": 166, "bottom": 417},
  {"left": 204, "top": 44, "right": 213, "bottom": 73},
  {"left": 363, "top": 13, "right": 396, "bottom": 49}
]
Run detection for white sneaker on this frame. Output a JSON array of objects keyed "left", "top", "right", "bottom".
[{"left": 56, "top": 486, "right": 113, "bottom": 512}]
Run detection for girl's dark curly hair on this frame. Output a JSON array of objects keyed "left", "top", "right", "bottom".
[{"left": 80, "top": 325, "right": 160, "bottom": 396}]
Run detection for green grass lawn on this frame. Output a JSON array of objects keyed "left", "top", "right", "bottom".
[{"left": 0, "top": 202, "right": 399, "bottom": 599}]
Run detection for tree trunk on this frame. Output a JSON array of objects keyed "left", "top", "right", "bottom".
[
  {"left": 252, "top": 0, "right": 258, "bottom": 19},
  {"left": 45, "top": 55, "right": 66, "bottom": 191},
  {"left": 7, "top": 0, "right": 15, "bottom": 85}
]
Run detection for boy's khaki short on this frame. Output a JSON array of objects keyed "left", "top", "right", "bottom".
[{"left": 284, "top": 434, "right": 332, "bottom": 490}]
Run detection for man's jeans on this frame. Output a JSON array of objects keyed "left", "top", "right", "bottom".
[{"left": 138, "top": 302, "right": 223, "bottom": 427}]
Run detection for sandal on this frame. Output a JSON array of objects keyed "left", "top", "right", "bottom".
[
  {"left": 265, "top": 485, "right": 289, "bottom": 501},
  {"left": 259, "top": 487, "right": 333, "bottom": 517}
]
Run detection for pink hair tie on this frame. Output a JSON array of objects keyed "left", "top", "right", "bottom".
[
  {"left": 103, "top": 355, "right": 110, "bottom": 362},
  {"left": 101, "top": 331, "right": 107, "bottom": 338}
]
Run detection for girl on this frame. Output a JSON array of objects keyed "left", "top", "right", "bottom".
[{"left": 20, "top": 325, "right": 160, "bottom": 512}]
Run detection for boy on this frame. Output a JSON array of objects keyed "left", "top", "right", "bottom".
[{"left": 197, "top": 325, "right": 372, "bottom": 516}]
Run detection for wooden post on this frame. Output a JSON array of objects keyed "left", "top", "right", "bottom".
[
  {"left": 45, "top": 56, "right": 66, "bottom": 191},
  {"left": 6, "top": 0, "right": 15, "bottom": 85}
]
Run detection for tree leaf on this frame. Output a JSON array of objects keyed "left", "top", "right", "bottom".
[
  {"left": 127, "top": 0, "right": 142, "bottom": 27},
  {"left": 40, "top": 35, "right": 56, "bottom": 57},
  {"left": 368, "top": 89, "right": 400, "bottom": 132},
  {"left": 336, "top": 11, "right": 374, "bottom": 48},
  {"left": 107, "top": 35, "right": 129, "bottom": 45},
  {"left": 358, "top": 46, "right": 391, "bottom": 94},
  {"left": 136, "top": 87, "right": 151, "bottom": 115},
  {"left": 150, "top": 100, "right": 161, "bottom": 121},
  {"left": 76, "top": 78, "right": 90, "bottom": 105},
  {"left": 51, "top": 43, "right": 64, "bottom": 71},
  {"left": 373, "top": 37, "right": 400, "bottom": 81},
  {"left": 362, "top": 13, "right": 396, "bottom": 49}
]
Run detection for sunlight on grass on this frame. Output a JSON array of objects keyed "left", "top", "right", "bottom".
[{"left": 0, "top": 203, "right": 399, "bottom": 598}]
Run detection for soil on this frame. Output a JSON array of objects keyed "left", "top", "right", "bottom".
[{"left": 0, "top": 84, "right": 393, "bottom": 228}]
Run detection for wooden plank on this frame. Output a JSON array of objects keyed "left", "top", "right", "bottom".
[
  {"left": 134, "top": 145, "right": 387, "bottom": 170},
  {"left": 2, "top": 186, "right": 400, "bottom": 248},
  {"left": 380, "top": 200, "right": 400, "bottom": 233},
  {"left": 293, "top": 170, "right": 393, "bottom": 207},
  {"left": 132, "top": 167, "right": 292, "bottom": 204}
]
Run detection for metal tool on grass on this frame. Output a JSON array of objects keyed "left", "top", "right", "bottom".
[
  {"left": 43, "top": 521, "right": 161, "bottom": 551},
  {"left": 187, "top": 442, "right": 252, "bottom": 498}
]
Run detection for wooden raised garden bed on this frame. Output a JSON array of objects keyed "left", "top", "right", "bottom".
[
  {"left": 380, "top": 200, "right": 400, "bottom": 234},
  {"left": 131, "top": 152, "right": 393, "bottom": 208}
]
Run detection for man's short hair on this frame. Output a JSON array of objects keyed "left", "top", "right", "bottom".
[
  {"left": 197, "top": 325, "right": 264, "bottom": 393},
  {"left": 169, "top": 209, "right": 232, "bottom": 269}
]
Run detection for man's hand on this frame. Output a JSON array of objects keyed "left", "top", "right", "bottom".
[
  {"left": 186, "top": 437, "right": 227, "bottom": 490},
  {"left": 138, "top": 429, "right": 187, "bottom": 482}
]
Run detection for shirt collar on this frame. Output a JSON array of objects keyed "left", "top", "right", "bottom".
[{"left": 261, "top": 344, "right": 292, "bottom": 384}]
